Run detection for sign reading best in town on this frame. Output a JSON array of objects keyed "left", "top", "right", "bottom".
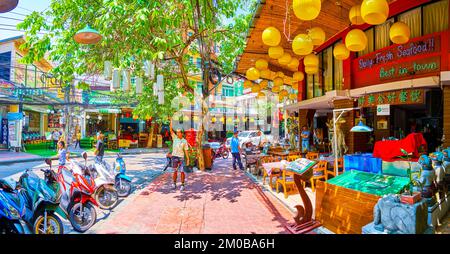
[{"left": 353, "top": 34, "right": 441, "bottom": 88}]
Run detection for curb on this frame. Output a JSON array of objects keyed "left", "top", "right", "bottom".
[{"left": 0, "top": 154, "right": 83, "bottom": 165}]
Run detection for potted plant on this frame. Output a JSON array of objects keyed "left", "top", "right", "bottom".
[{"left": 399, "top": 148, "right": 422, "bottom": 205}]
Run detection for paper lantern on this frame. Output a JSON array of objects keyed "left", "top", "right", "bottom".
[
  {"left": 349, "top": 5, "right": 365, "bottom": 25},
  {"left": 255, "top": 59, "right": 269, "bottom": 70},
  {"left": 278, "top": 53, "right": 292, "bottom": 65},
  {"left": 193, "top": 116, "right": 199, "bottom": 122},
  {"left": 250, "top": 117, "right": 255, "bottom": 123},
  {"left": 293, "top": 0, "right": 321, "bottom": 21},
  {"left": 280, "top": 89, "right": 288, "bottom": 97},
  {"left": 262, "top": 27, "right": 281, "bottom": 46},
  {"left": 273, "top": 77, "right": 284, "bottom": 87},
  {"left": 246, "top": 67, "right": 260, "bottom": 81},
  {"left": 333, "top": 43, "right": 350, "bottom": 60},
  {"left": 0, "top": 0, "right": 18, "bottom": 13},
  {"left": 272, "top": 86, "right": 281, "bottom": 93},
  {"left": 289, "top": 93, "right": 297, "bottom": 100},
  {"left": 345, "top": 29, "right": 368, "bottom": 52},
  {"left": 276, "top": 71, "right": 285, "bottom": 78},
  {"left": 74, "top": 25, "right": 102, "bottom": 44},
  {"left": 293, "top": 71, "right": 304, "bottom": 81},
  {"left": 260, "top": 80, "right": 268, "bottom": 89},
  {"left": 260, "top": 69, "right": 271, "bottom": 79},
  {"left": 361, "top": 0, "right": 389, "bottom": 25},
  {"left": 135, "top": 77, "right": 143, "bottom": 95},
  {"left": 304, "top": 53, "right": 319, "bottom": 68},
  {"left": 284, "top": 77, "right": 292, "bottom": 86},
  {"left": 268, "top": 46, "right": 284, "bottom": 59},
  {"left": 287, "top": 58, "right": 300, "bottom": 70},
  {"left": 292, "top": 34, "right": 313, "bottom": 56},
  {"left": 257, "top": 92, "right": 266, "bottom": 98},
  {"left": 111, "top": 68, "right": 121, "bottom": 91},
  {"left": 104, "top": 61, "right": 112, "bottom": 80},
  {"left": 305, "top": 66, "right": 318, "bottom": 74},
  {"left": 122, "top": 70, "right": 131, "bottom": 92},
  {"left": 390, "top": 22, "right": 410, "bottom": 44},
  {"left": 308, "top": 27, "right": 326, "bottom": 46},
  {"left": 144, "top": 60, "right": 155, "bottom": 80},
  {"left": 243, "top": 80, "right": 253, "bottom": 89},
  {"left": 251, "top": 84, "right": 261, "bottom": 93}
]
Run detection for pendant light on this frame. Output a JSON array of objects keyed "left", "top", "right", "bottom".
[
  {"left": 260, "top": 69, "right": 271, "bottom": 79},
  {"left": 308, "top": 27, "right": 326, "bottom": 46},
  {"left": 246, "top": 67, "right": 260, "bottom": 81},
  {"left": 361, "top": 0, "right": 389, "bottom": 25},
  {"left": 333, "top": 43, "right": 350, "bottom": 60},
  {"left": 260, "top": 80, "right": 269, "bottom": 89},
  {"left": 345, "top": 29, "right": 368, "bottom": 52},
  {"left": 74, "top": 25, "right": 102, "bottom": 44},
  {"left": 349, "top": 5, "right": 365, "bottom": 25},
  {"left": 262, "top": 27, "right": 282, "bottom": 46},
  {"left": 0, "top": 0, "right": 18, "bottom": 13},
  {"left": 243, "top": 80, "right": 253, "bottom": 89},
  {"left": 288, "top": 58, "right": 300, "bottom": 70},
  {"left": 292, "top": 34, "right": 313, "bottom": 56},
  {"left": 390, "top": 22, "right": 410, "bottom": 44},
  {"left": 293, "top": 0, "right": 321, "bottom": 21},
  {"left": 278, "top": 53, "right": 292, "bottom": 65},
  {"left": 304, "top": 53, "right": 319, "bottom": 68},
  {"left": 255, "top": 59, "right": 269, "bottom": 70},
  {"left": 351, "top": 118, "right": 373, "bottom": 132},
  {"left": 293, "top": 71, "right": 305, "bottom": 81},
  {"left": 268, "top": 46, "right": 285, "bottom": 59},
  {"left": 251, "top": 84, "right": 261, "bottom": 93},
  {"left": 274, "top": 77, "right": 284, "bottom": 87}
]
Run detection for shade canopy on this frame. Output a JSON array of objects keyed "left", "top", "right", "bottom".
[{"left": 350, "top": 120, "right": 373, "bottom": 132}]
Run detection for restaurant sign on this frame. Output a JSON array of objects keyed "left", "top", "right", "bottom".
[{"left": 358, "top": 89, "right": 425, "bottom": 108}]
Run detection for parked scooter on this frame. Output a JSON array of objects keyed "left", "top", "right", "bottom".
[
  {"left": 18, "top": 168, "right": 65, "bottom": 234},
  {"left": 49, "top": 152, "right": 98, "bottom": 232},
  {"left": 88, "top": 158, "right": 119, "bottom": 210},
  {"left": 113, "top": 153, "right": 132, "bottom": 197},
  {"left": 0, "top": 178, "right": 29, "bottom": 234}
]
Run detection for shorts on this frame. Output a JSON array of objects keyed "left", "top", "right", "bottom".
[{"left": 172, "top": 156, "right": 187, "bottom": 173}]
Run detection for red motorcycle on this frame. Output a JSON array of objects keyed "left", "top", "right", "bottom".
[
  {"left": 45, "top": 152, "right": 98, "bottom": 232},
  {"left": 212, "top": 142, "right": 230, "bottom": 160}
]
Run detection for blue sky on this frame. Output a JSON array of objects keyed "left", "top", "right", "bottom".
[{"left": 0, "top": 0, "right": 51, "bottom": 40}]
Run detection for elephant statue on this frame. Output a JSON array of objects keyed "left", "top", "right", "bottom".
[
  {"left": 373, "top": 194, "right": 428, "bottom": 234},
  {"left": 413, "top": 155, "right": 436, "bottom": 198}
]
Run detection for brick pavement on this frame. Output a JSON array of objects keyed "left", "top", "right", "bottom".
[{"left": 91, "top": 158, "right": 295, "bottom": 234}]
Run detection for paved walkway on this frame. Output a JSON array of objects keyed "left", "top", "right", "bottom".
[
  {"left": 0, "top": 151, "right": 42, "bottom": 164},
  {"left": 89, "top": 158, "right": 295, "bottom": 234}
]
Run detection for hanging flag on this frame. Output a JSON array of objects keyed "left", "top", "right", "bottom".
[
  {"left": 111, "top": 68, "right": 120, "bottom": 91},
  {"left": 144, "top": 61, "right": 155, "bottom": 80},
  {"left": 104, "top": 61, "right": 112, "bottom": 80},
  {"left": 122, "top": 70, "right": 131, "bottom": 92},
  {"left": 135, "top": 77, "right": 143, "bottom": 95}
]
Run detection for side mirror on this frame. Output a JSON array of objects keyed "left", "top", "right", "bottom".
[
  {"left": 82, "top": 151, "right": 88, "bottom": 161},
  {"left": 45, "top": 158, "right": 52, "bottom": 166}
]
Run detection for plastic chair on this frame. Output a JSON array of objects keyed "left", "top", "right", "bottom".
[
  {"left": 309, "top": 160, "right": 328, "bottom": 192},
  {"left": 327, "top": 158, "right": 344, "bottom": 179}
]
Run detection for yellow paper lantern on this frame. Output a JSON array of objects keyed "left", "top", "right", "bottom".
[
  {"left": 289, "top": 93, "right": 297, "bottom": 100},
  {"left": 251, "top": 84, "right": 261, "bottom": 93},
  {"left": 193, "top": 116, "right": 199, "bottom": 122},
  {"left": 268, "top": 46, "right": 284, "bottom": 59},
  {"left": 280, "top": 89, "right": 288, "bottom": 97},
  {"left": 183, "top": 115, "right": 189, "bottom": 121},
  {"left": 243, "top": 80, "right": 253, "bottom": 89},
  {"left": 211, "top": 116, "right": 217, "bottom": 122},
  {"left": 293, "top": 71, "right": 305, "bottom": 81},
  {"left": 257, "top": 91, "right": 266, "bottom": 98},
  {"left": 390, "top": 22, "right": 410, "bottom": 44},
  {"left": 260, "top": 80, "right": 269, "bottom": 89},
  {"left": 333, "top": 43, "right": 350, "bottom": 60},
  {"left": 278, "top": 53, "right": 292, "bottom": 65},
  {"left": 272, "top": 86, "right": 281, "bottom": 93},
  {"left": 304, "top": 53, "right": 319, "bottom": 68},
  {"left": 284, "top": 77, "right": 292, "bottom": 86},
  {"left": 260, "top": 69, "right": 271, "bottom": 79},
  {"left": 292, "top": 34, "right": 313, "bottom": 56},
  {"left": 345, "top": 29, "right": 368, "bottom": 52},
  {"left": 221, "top": 117, "right": 225, "bottom": 122},
  {"left": 273, "top": 77, "right": 284, "bottom": 87},
  {"left": 246, "top": 67, "right": 260, "bottom": 81},
  {"left": 288, "top": 58, "right": 300, "bottom": 70},
  {"left": 255, "top": 59, "right": 269, "bottom": 70},
  {"left": 349, "top": 5, "right": 365, "bottom": 25},
  {"left": 361, "top": 0, "right": 389, "bottom": 25},
  {"left": 262, "top": 26, "right": 281, "bottom": 46},
  {"left": 305, "top": 66, "right": 318, "bottom": 74},
  {"left": 308, "top": 27, "right": 326, "bottom": 46},
  {"left": 276, "top": 71, "right": 285, "bottom": 78},
  {"left": 293, "top": 0, "right": 321, "bottom": 21}
]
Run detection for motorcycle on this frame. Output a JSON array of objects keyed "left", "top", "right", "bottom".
[
  {"left": 49, "top": 152, "right": 98, "bottom": 233},
  {"left": 0, "top": 178, "right": 29, "bottom": 234},
  {"left": 18, "top": 168, "right": 65, "bottom": 234},
  {"left": 88, "top": 158, "right": 119, "bottom": 210},
  {"left": 211, "top": 142, "right": 229, "bottom": 160},
  {"left": 113, "top": 154, "right": 132, "bottom": 197}
]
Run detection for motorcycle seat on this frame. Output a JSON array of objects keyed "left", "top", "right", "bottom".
[{"left": 0, "top": 178, "right": 17, "bottom": 192}]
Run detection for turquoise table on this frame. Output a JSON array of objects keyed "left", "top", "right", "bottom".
[{"left": 327, "top": 170, "right": 411, "bottom": 196}]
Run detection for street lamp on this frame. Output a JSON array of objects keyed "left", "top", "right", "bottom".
[
  {"left": 74, "top": 25, "right": 102, "bottom": 44},
  {"left": 332, "top": 107, "right": 373, "bottom": 176}
]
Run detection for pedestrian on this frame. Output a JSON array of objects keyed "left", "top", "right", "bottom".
[
  {"left": 169, "top": 117, "right": 190, "bottom": 191},
  {"left": 74, "top": 130, "right": 81, "bottom": 149},
  {"left": 301, "top": 126, "right": 311, "bottom": 153},
  {"left": 256, "top": 130, "right": 268, "bottom": 149},
  {"left": 230, "top": 131, "right": 244, "bottom": 170},
  {"left": 56, "top": 140, "right": 68, "bottom": 167},
  {"left": 52, "top": 130, "right": 60, "bottom": 151},
  {"left": 94, "top": 132, "right": 105, "bottom": 163}
]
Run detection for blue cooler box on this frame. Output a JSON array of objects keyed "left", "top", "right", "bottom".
[{"left": 344, "top": 153, "right": 382, "bottom": 174}]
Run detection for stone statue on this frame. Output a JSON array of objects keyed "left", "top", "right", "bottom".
[
  {"left": 431, "top": 152, "right": 446, "bottom": 192},
  {"left": 372, "top": 194, "right": 428, "bottom": 234},
  {"left": 326, "top": 118, "right": 348, "bottom": 158},
  {"left": 413, "top": 155, "right": 436, "bottom": 198},
  {"left": 287, "top": 117, "right": 298, "bottom": 150}
]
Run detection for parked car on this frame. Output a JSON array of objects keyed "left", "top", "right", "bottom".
[{"left": 226, "top": 131, "right": 273, "bottom": 149}]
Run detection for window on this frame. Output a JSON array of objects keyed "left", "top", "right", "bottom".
[
  {"left": 375, "top": 18, "right": 393, "bottom": 50},
  {"left": 359, "top": 28, "right": 375, "bottom": 56},
  {"left": 334, "top": 54, "right": 343, "bottom": 90},
  {"left": 323, "top": 47, "right": 333, "bottom": 92},
  {"left": 423, "top": 0, "right": 449, "bottom": 35},
  {"left": 398, "top": 7, "right": 422, "bottom": 39},
  {"left": 306, "top": 73, "right": 314, "bottom": 99},
  {"left": 26, "top": 65, "right": 36, "bottom": 88},
  {"left": 14, "top": 53, "right": 25, "bottom": 85}
]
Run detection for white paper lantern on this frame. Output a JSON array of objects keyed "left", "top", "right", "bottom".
[
  {"left": 122, "top": 70, "right": 131, "bottom": 92},
  {"left": 111, "top": 68, "right": 121, "bottom": 91},
  {"left": 144, "top": 60, "right": 155, "bottom": 80},
  {"left": 104, "top": 61, "right": 112, "bottom": 81},
  {"left": 157, "top": 74, "right": 164, "bottom": 104},
  {"left": 135, "top": 77, "right": 143, "bottom": 95}
]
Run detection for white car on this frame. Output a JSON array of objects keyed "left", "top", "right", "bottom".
[{"left": 226, "top": 131, "right": 273, "bottom": 149}]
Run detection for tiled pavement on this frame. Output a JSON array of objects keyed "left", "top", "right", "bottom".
[{"left": 90, "top": 158, "right": 295, "bottom": 234}]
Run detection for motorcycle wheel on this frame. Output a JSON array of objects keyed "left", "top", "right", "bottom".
[
  {"left": 33, "top": 213, "right": 64, "bottom": 234},
  {"left": 95, "top": 185, "right": 119, "bottom": 210},
  {"left": 222, "top": 150, "right": 229, "bottom": 159},
  {"left": 69, "top": 202, "right": 97, "bottom": 233},
  {"left": 115, "top": 179, "right": 132, "bottom": 197}
]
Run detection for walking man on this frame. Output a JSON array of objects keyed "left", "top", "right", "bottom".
[
  {"left": 231, "top": 131, "right": 244, "bottom": 170},
  {"left": 169, "top": 117, "right": 190, "bottom": 191}
]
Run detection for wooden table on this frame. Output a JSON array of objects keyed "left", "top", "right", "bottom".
[{"left": 268, "top": 151, "right": 301, "bottom": 160}]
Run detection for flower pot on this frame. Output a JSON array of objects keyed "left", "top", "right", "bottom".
[{"left": 400, "top": 192, "right": 422, "bottom": 205}]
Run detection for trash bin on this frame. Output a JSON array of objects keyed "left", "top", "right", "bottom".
[{"left": 202, "top": 143, "right": 213, "bottom": 170}]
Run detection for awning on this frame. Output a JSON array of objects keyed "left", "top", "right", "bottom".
[{"left": 284, "top": 90, "right": 351, "bottom": 112}]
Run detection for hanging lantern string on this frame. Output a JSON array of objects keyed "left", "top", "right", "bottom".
[{"left": 283, "top": 0, "right": 293, "bottom": 42}]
